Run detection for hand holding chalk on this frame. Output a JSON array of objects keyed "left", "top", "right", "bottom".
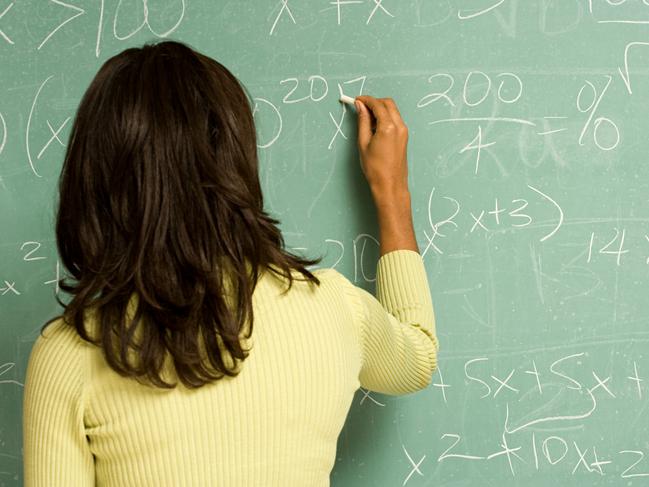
[
  {"left": 338, "top": 84, "right": 358, "bottom": 112},
  {"left": 339, "top": 92, "right": 377, "bottom": 132},
  {"left": 353, "top": 95, "right": 409, "bottom": 199}
]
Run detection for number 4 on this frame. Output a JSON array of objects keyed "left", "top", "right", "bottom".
[{"left": 460, "top": 125, "right": 496, "bottom": 174}]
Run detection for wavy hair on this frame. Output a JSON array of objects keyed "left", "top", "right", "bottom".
[{"left": 45, "top": 40, "right": 322, "bottom": 389}]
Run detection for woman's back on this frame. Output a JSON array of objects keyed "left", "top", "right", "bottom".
[{"left": 23, "top": 250, "right": 437, "bottom": 486}]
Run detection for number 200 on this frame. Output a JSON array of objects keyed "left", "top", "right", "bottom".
[{"left": 417, "top": 71, "right": 523, "bottom": 108}]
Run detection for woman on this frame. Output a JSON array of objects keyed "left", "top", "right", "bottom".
[{"left": 22, "top": 40, "right": 439, "bottom": 486}]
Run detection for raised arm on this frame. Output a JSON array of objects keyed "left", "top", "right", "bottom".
[{"left": 337, "top": 95, "right": 440, "bottom": 394}]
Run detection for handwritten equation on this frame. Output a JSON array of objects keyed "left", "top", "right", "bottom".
[{"left": 358, "top": 349, "right": 649, "bottom": 483}]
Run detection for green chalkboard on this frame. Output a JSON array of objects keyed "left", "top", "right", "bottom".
[{"left": 3, "top": 1, "right": 649, "bottom": 485}]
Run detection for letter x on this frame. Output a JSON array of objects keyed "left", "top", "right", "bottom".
[
  {"left": 367, "top": 0, "right": 394, "bottom": 24},
  {"left": 359, "top": 387, "right": 385, "bottom": 407},
  {"left": 492, "top": 369, "right": 518, "bottom": 397},
  {"left": 402, "top": 444, "right": 426, "bottom": 485},
  {"left": 0, "top": 280, "right": 20, "bottom": 295},
  {"left": 328, "top": 110, "right": 347, "bottom": 149},
  {"left": 38, "top": 118, "right": 71, "bottom": 159},
  {"left": 588, "top": 371, "right": 616, "bottom": 398},
  {"left": 0, "top": 2, "right": 14, "bottom": 45},
  {"left": 470, "top": 211, "right": 488, "bottom": 233}
]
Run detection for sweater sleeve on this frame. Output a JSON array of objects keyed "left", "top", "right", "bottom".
[
  {"left": 23, "top": 319, "right": 95, "bottom": 487},
  {"left": 334, "top": 249, "right": 439, "bottom": 395}
]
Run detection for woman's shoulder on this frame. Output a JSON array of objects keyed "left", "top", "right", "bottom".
[
  {"left": 30, "top": 316, "right": 96, "bottom": 362},
  {"left": 25, "top": 317, "right": 92, "bottom": 394}
]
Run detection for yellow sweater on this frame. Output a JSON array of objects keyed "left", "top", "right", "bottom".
[{"left": 23, "top": 249, "right": 439, "bottom": 486}]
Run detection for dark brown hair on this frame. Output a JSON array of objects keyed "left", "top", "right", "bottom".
[{"left": 46, "top": 39, "right": 322, "bottom": 389}]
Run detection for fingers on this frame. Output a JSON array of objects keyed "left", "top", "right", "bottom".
[
  {"left": 354, "top": 95, "right": 408, "bottom": 150},
  {"left": 355, "top": 95, "right": 406, "bottom": 132},
  {"left": 355, "top": 98, "right": 371, "bottom": 149},
  {"left": 381, "top": 98, "right": 407, "bottom": 131},
  {"left": 355, "top": 95, "right": 391, "bottom": 131}
]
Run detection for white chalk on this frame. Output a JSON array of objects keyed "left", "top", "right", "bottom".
[{"left": 339, "top": 94, "right": 357, "bottom": 110}]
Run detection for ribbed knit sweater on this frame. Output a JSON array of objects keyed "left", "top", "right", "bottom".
[{"left": 23, "top": 249, "right": 439, "bottom": 486}]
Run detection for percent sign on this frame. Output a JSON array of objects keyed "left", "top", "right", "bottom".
[{"left": 576, "top": 75, "right": 620, "bottom": 151}]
